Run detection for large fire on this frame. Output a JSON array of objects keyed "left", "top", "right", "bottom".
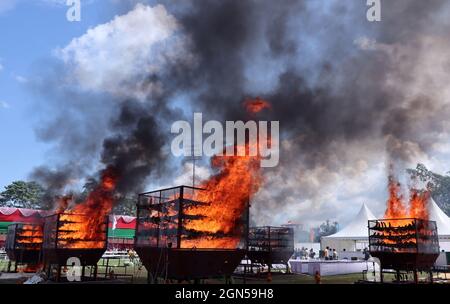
[
  {"left": 182, "top": 145, "right": 263, "bottom": 249},
  {"left": 384, "top": 176, "right": 430, "bottom": 221},
  {"left": 55, "top": 167, "right": 117, "bottom": 249},
  {"left": 179, "top": 99, "right": 269, "bottom": 249},
  {"left": 52, "top": 97, "right": 270, "bottom": 250},
  {"left": 378, "top": 175, "right": 432, "bottom": 250}
]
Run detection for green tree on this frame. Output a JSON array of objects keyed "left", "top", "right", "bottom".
[
  {"left": 408, "top": 163, "right": 450, "bottom": 216},
  {"left": 0, "top": 181, "right": 48, "bottom": 209},
  {"left": 314, "top": 220, "right": 339, "bottom": 242}
]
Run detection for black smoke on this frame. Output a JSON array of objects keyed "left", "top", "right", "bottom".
[
  {"left": 30, "top": 0, "right": 450, "bottom": 225},
  {"left": 159, "top": 0, "right": 450, "bottom": 224}
]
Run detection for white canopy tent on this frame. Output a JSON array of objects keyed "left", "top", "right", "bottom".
[
  {"left": 429, "top": 198, "right": 450, "bottom": 251},
  {"left": 321, "top": 203, "right": 376, "bottom": 252}
]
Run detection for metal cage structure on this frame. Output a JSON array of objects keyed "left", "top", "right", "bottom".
[
  {"left": 247, "top": 226, "right": 294, "bottom": 273},
  {"left": 5, "top": 223, "right": 44, "bottom": 270},
  {"left": 42, "top": 213, "right": 109, "bottom": 282},
  {"left": 368, "top": 218, "right": 440, "bottom": 283},
  {"left": 134, "top": 185, "right": 248, "bottom": 282}
]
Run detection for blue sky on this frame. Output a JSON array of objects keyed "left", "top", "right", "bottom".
[{"left": 0, "top": 0, "right": 114, "bottom": 189}]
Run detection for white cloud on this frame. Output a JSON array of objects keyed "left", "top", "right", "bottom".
[
  {"left": 0, "top": 101, "right": 10, "bottom": 109},
  {"left": 0, "top": 0, "right": 73, "bottom": 14},
  {"left": 15, "top": 75, "right": 28, "bottom": 83},
  {"left": 55, "top": 3, "right": 193, "bottom": 100},
  {"left": 0, "top": 0, "right": 17, "bottom": 14}
]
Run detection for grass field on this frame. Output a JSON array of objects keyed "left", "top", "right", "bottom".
[{"left": 0, "top": 258, "right": 448, "bottom": 284}]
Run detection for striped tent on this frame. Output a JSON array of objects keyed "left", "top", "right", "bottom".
[{"left": 0, "top": 208, "right": 136, "bottom": 249}]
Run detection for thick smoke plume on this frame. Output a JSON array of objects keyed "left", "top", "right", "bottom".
[
  {"left": 154, "top": 0, "right": 450, "bottom": 225},
  {"left": 30, "top": 1, "right": 450, "bottom": 226}
]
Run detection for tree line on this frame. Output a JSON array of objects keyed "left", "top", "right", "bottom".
[{"left": 0, "top": 180, "right": 136, "bottom": 215}]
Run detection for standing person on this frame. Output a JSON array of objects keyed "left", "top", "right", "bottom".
[
  {"left": 324, "top": 247, "right": 329, "bottom": 260},
  {"left": 332, "top": 249, "right": 338, "bottom": 260},
  {"left": 314, "top": 271, "right": 321, "bottom": 284},
  {"left": 363, "top": 248, "right": 370, "bottom": 261}
]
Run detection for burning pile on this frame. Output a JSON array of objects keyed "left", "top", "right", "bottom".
[
  {"left": 178, "top": 98, "right": 268, "bottom": 248},
  {"left": 370, "top": 175, "right": 436, "bottom": 252},
  {"left": 5, "top": 223, "right": 44, "bottom": 268},
  {"left": 384, "top": 176, "right": 430, "bottom": 222},
  {"left": 136, "top": 145, "right": 262, "bottom": 250},
  {"left": 15, "top": 224, "right": 44, "bottom": 245},
  {"left": 181, "top": 144, "right": 262, "bottom": 249},
  {"left": 368, "top": 174, "right": 440, "bottom": 275},
  {"left": 51, "top": 167, "right": 117, "bottom": 249}
]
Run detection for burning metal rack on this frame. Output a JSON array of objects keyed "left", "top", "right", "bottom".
[
  {"left": 5, "top": 223, "right": 44, "bottom": 272},
  {"left": 42, "top": 213, "right": 109, "bottom": 282},
  {"left": 368, "top": 218, "right": 440, "bottom": 283},
  {"left": 134, "top": 185, "right": 248, "bottom": 282},
  {"left": 246, "top": 226, "right": 294, "bottom": 273}
]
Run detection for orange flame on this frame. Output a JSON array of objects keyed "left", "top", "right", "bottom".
[
  {"left": 384, "top": 176, "right": 430, "bottom": 221},
  {"left": 16, "top": 225, "right": 43, "bottom": 245},
  {"left": 182, "top": 143, "right": 263, "bottom": 249},
  {"left": 381, "top": 175, "right": 431, "bottom": 249},
  {"left": 244, "top": 97, "right": 271, "bottom": 114},
  {"left": 55, "top": 167, "right": 117, "bottom": 249}
]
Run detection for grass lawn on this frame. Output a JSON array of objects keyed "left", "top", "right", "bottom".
[{"left": 0, "top": 258, "right": 447, "bottom": 284}]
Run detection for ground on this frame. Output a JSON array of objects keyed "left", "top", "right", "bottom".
[{"left": 0, "top": 258, "right": 448, "bottom": 284}]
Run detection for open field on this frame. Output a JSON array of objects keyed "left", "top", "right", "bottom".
[
  {"left": 0, "top": 258, "right": 364, "bottom": 284},
  {"left": 1, "top": 257, "right": 449, "bottom": 284}
]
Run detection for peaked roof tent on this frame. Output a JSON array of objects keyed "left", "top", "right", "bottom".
[
  {"left": 429, "top": 198, "right": 450, "bottom": 236},
  {"left": 322, "top": 203, "right": 376, "bottom": 239}
]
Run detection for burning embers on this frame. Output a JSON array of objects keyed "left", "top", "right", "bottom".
[
  {"left": 376, "top": 175, "right": 435, "bottom": 250},
  {"left": 369, "top": 218, "right": 439, "bottom": 253},
  {"left": 37, "top": 167, "right": 115, "bottom": 280},
  {"left": 136, "top": 184, "right": 254, "bottom": 251},
  {"left": 135, "top": 185, "right": 249, "bottom": 280},
  {"left": 53, "top": 167, "right": 117, "bottom": 249},
  {"left": 42, "top": 213, "right": 108, "bottom": 281},
  {"left": 14, "top": 224, "right": 44, "bottom": 246},
  {"left": 183, "top": 146, "right": 262, "bottom": 249},
  {"left": 368, "top": 218, "right": 440, "bottom": 278},
  {"left": 370, "top": 174, "right": 438, "bottom": 253},
  {"left": 44, "top": 213, "right": 108, "bottom": 249},
  {"left": 368, "top": 174, "right": 440, "bottom": 278},
  {"left": 5, "top": 223, "right": 44, "bottom": 267}
]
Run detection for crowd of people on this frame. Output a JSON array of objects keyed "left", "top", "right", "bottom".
[{"left": 292, "top": 246, "right": 340, "bottom": 260}]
